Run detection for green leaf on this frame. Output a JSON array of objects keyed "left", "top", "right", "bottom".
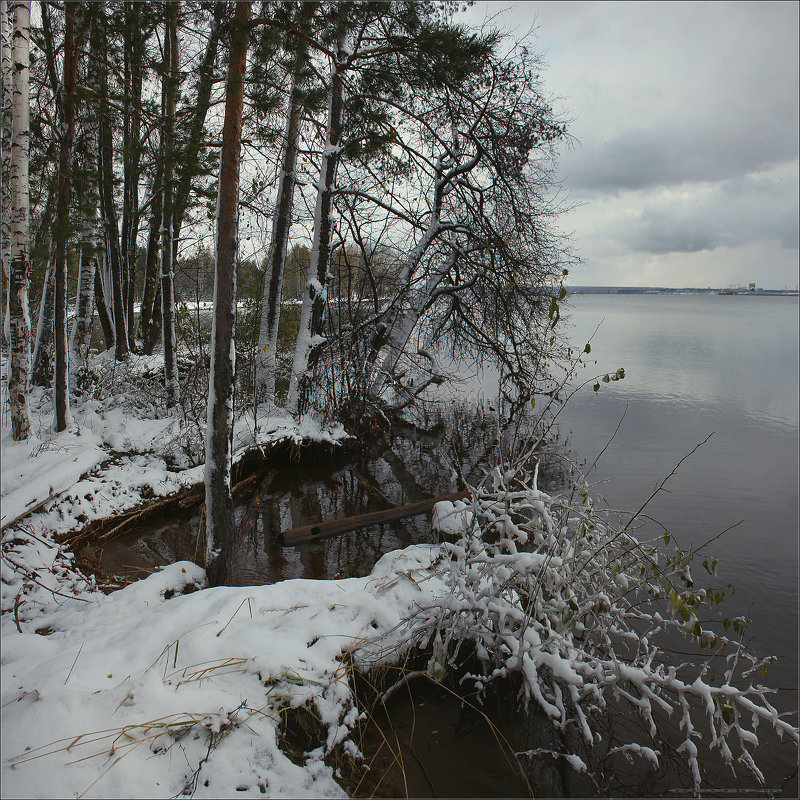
[
  {"left": 721, "top": 704, "right": 735, "bottom": 725},
  {"left": 593, "top": 382, "right": 600, "bottom": 393},
  {"left": 548, "top": 296, "right": 560, "bottom": 326},
  {"left": 680, "top": 605, "right": 691, "bottom": 622},
  {"left": 584, "top": 342, "right": 591, "bottom": 354},
  {"left": 530, "top": 397, "right": 536, "bottom": 409},
  {"left": 663, "top": 532, "right": 671, "bottom": 545}
]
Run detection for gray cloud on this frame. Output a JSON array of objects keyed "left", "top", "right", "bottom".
[
  {"left": 623, "top": 168, "right": 799, "bottom": 254},
  {"left": 563, "top": 124, "right": 798, "bottom": 194}
]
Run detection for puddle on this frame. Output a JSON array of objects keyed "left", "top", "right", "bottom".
[{"left": 99, "top": 413, "right": 515, "bottom": 585}]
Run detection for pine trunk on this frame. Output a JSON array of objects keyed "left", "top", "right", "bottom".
[
  {"left": 286, "top": 30, "right": 346, "bottom": 417},
  {"left": 160, "top": 1, "right": 179, "bottom": 406},
  {"left": 7, "top": 0, "right": 31, "bottom": 440},
  {"left": 205, "top": 0, "right": 250, "bottom": 587},
  {"left": 53, "top": 2, "right": 79, "bottom": 431},
  {"left": 94, "top": 6, "right": 127, "bottom": 361}
]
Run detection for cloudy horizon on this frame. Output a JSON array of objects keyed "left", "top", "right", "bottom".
[{"left": 465, "top": 1, "right": 799, "bottom": 289}]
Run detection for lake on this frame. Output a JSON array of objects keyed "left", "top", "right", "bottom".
[{"left": 558, "top": 292, "right": 798, "bottom": 795}]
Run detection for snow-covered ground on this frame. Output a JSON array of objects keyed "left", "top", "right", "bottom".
[{"left": 1, "top": 352, "right": 439, "bottom": 798}]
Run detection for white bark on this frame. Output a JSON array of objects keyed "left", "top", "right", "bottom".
[
  {"left": 70, "top": 234, "right": 96, "bottom": 363},
  {"left": 371, "top": 248, "right": 457, "bottom": 398},
  {"left": 7, "top": 0, "right": 31, "bottom": 440}
]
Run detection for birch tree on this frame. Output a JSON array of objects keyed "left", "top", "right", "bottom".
[
  {"left": 1, "top": 0, "right": 11, "bottom": 348},
  {"left": 205, "top": 0, "right": 251, "bottom": 588},
  {"left": 7, "top": 0, "right": 31, "bottom": 440}
]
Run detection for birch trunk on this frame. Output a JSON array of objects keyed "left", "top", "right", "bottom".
[
  {"left": 70, "top": 240, "right": 95, "bottom": 363},
  {"left": 53, "top": 2, "right": 79, "bottom": 431},
  {"left": 255, "top": 44, "right": 307, "bottom": 406},
  {"left": 1, "top": 1, "right": 11, "bottom": 348},
  {"left": 285, "top": 29, "right": 346, "bottom": 417},
  {"left": 7, "top": 0, "right": 31, "bottom": 440},
  {"left": 160, "top": 2, "right": 179, "bottom": 407},
  {"left": 205, "top": 0, "right": 250, "bottom": 588}
]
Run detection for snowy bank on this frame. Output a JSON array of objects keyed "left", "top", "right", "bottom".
[{"left": 2, "top": 549, "right": 445, "bottom": 799}]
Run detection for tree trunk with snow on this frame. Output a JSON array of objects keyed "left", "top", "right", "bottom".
[
  {"left": 53, "top": 2, "right": 80, "bottom": 431},
  {"left": 30, "top": 254, "right": 54, "bottom": 387},
  {"left": 139, "top": 162, "right": 162, "bottom": 355},
  {"left": 94, "top": 6, "right": 127, "bottom": 361},
  {"left": 121, "top": 1, "right": 143, "bottom": 353},
  {"left": 70, "top": 239, "right": 95, "bottom": 362},
  {"left": 160, "top": 1, "right": 179, "bottom": 407},
  {"left": 7, "top": 0, "right": 31, "bottom": 440},
  {"left": 94, "top": 261, "right": 114, "bottom": 350},
  {"left": 255, "top": 31, "right": 309, "bottom": 406},
  {"left": 1, "top": 1, "right": 11, "bottom": 348},
  {"left": 286, "top": 27, "right": 346, "bottom": 417},
  {"left": 204, "top": 0, "right": 250, "bottom": 588}
]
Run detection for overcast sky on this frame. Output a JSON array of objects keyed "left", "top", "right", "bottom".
[{"left": 464, "top": 1, "right": 799, "bottom": 288}]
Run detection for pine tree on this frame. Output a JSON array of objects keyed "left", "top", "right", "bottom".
[{"left": 204, "top": 0, "right": 251, "bottom": 587}]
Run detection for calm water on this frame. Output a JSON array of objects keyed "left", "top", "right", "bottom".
[{"left": 558, "top": 293, "right": 799, "bottom": 793}]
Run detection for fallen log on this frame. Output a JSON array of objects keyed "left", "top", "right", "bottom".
[{"left": 279, "top": 489, "right": 470, "bottom": 546}]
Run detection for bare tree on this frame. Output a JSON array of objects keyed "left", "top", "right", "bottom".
[{"left": 204, "top": 0, "right": 251, "bottom": 587}]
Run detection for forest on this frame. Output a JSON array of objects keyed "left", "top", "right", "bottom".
[{"left": 1, "top": 2, "right": 797, "bottom": 798}]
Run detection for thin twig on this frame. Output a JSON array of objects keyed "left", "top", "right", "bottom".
[{"left": 65, "top": 643, "right": 84, "bottom": 685}]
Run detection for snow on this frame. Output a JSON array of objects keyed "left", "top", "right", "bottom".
[
  {"left": 2, "top": 349, "right": 442, "bottom": 799},
  {"left": 432, "top": 499, "right": 474, "bottom": 535}
]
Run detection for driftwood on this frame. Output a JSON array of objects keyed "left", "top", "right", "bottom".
[
  {"left": 279, "top": 489, "right": 470, "bottom": 546},
  {"left": 59, "top": 470, "right": 273, "bottom": 550},
  {"left": 1, "top": 491, "right": 61, "bottom": 532}
]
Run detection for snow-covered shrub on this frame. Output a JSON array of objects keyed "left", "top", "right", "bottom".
[{"left": 403, "top": 456, "right": 799, "bottom": 793}]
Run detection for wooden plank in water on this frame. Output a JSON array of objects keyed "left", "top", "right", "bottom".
[{"left": 279, "top": 489, "right": 470, "bottom": 546}]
